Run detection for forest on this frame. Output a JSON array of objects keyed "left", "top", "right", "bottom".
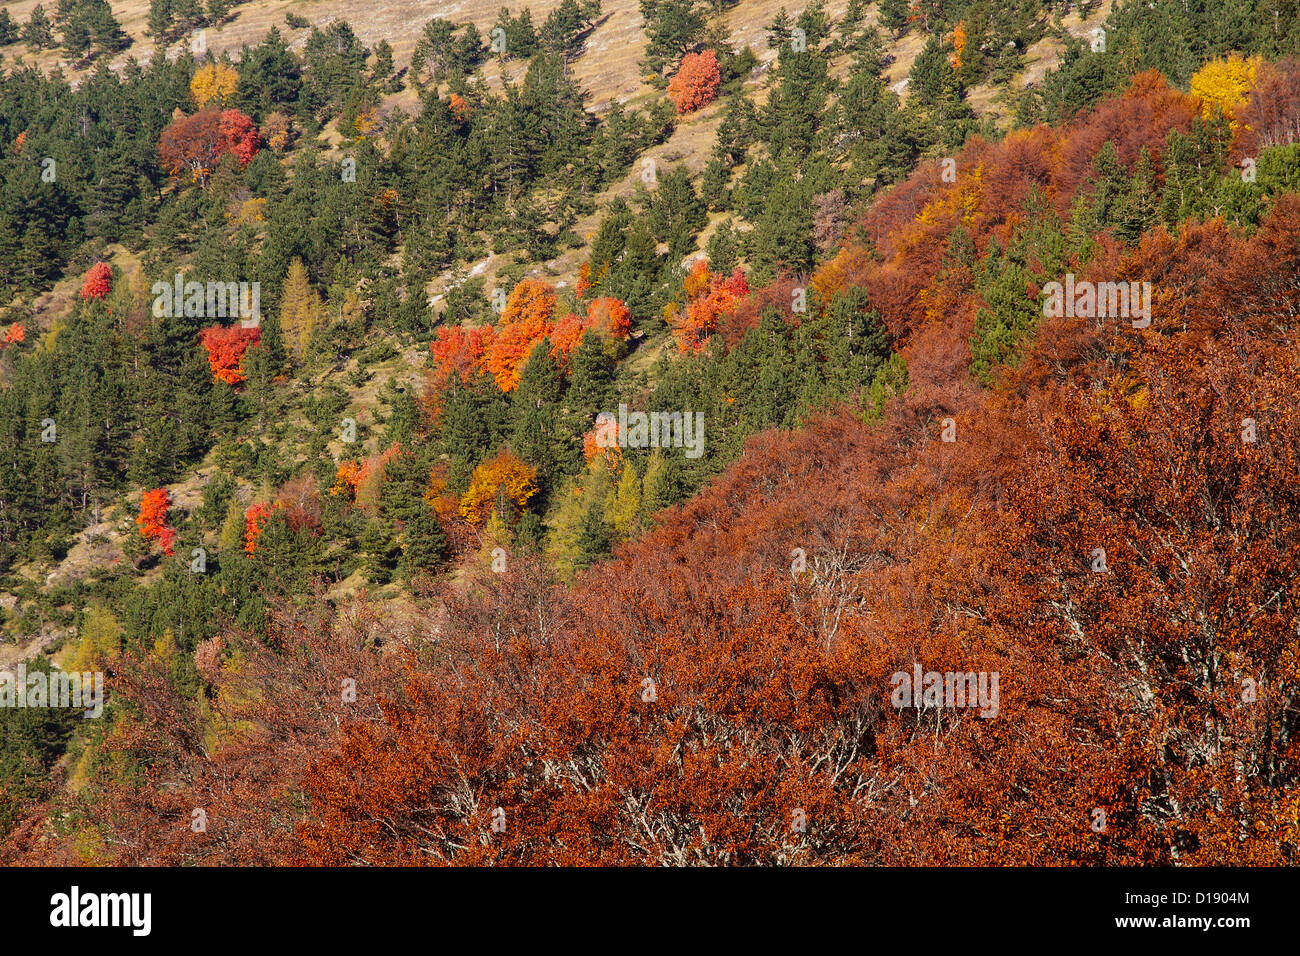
[{"left": 0, "top": 0, "right": 1298, "bottom": 865}]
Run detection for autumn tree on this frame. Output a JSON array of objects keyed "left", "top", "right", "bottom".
[
  {"left": 668, "top": 258, "right": 750, "bottom": 350},
  {"left": 244, "top": 502, "right": 272, "bottom": 554},
  {"left": 79, "top": 261, "right": 112, "bottom": 300},
  {"left": 191, "top": 62, "right": 240, "bottom": 108},
  {"left": 136, "top": 487, "right": 176, "bottom": 556},
  {"left": 458, "top": 449, "right": 539, "bottom": 524},
  {"left": 199, "top": 324, "right": 261, "bottom": 385},
  {"left": 668, "top": 49, "right": 721, "bottom": 114},
  {"left": 278, "top": 258, "right": 324, "bottom": 359},
  {"left": 158, "top": 108, "right": 261, "bottom": 184},
  {"left": 484, "top": 278, "right": 557, "bottom": 392}
]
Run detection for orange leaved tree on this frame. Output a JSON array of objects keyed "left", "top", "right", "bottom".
[
  {"left": 668, "top": 50, "right": 721, "bottom": 114},
  {"left": 199, "top": 325, "right": 261, "bottom": 385},
  {"left": 484, "top": 279, "right": 556, "bottom": 391},
  {"left": 137, "top": 488, "right": 176, "bottom": 556}
]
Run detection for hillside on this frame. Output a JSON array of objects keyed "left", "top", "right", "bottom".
[{"left": 1, "top": 0, "right": 1299, "bottom": 866}]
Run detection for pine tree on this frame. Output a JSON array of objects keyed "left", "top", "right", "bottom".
[
  {"left": 878, "top": 0, "right": 909, "bottom": 37},
  {"left": 575, "top": 499, "right": 612, "bottom": 568},
  {"left": 400, "top": 505, "right": 447, "bottom": 579},
  {"left": 237, "top": 28, "right": 302, "bottom": 119},
  {"left": 909, "top": 34, "right": 950, "bottom": 105},
  {"left": 0, "top": 9, "right": 20, "bottom": 44},
  {"left": 1116, "top": 146, "right": 1160, "bottom": 243},
  {"left": 639, "top": 0, "right": 705, "bottom": 75},
  {"left": 700, "top": 155, "right": 730, "bottom": 211},
  {"left": 147, "top": 0, "right": 172, "bottom": 39},
  {"left": 360, "top": 517, "right": 399, "bottom": 583},
  {"left": 22, "top": 5, "right": 54, "bottom": 49},
  {"left": 706, "top": 219, "right": 740, "bottom": 274},
  {"left": 568, "top": 333, "right": 615, "bottom": 419}
]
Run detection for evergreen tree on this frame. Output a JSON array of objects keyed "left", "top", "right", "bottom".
[
  {"left": 400, "top": 505, "right": 447, "bottom": 579},
  {"left": 1116, "top": 146, "right": 1161, "bottom": 243},
  {"left": 878, "top": 0, "right": 910, "bottom": 38},
  {"left": 360, "top": 517, "right": 399, "bottom": 583},
  {"left": 22, "top": 5, "right": 55, "bottom": 49},
  {"left": 147, "top": 0, "right": 172, "bottom": 40},
  {"left": 237, "top": 28, "right": 302, "bottom": 119},
  {"left": 568, "top": 332, "right": 615, "bottom": 419},
  {"left": 639, "top": 0, "right": 705, "bottom": 75},
  {"left": 575, "top": 499, "right": 612, "bottom": 568},
  {"left": 706, "top": 218, "right": 740, "bottom": 274},
  {"left": 0, "top": 8, "right": 20, "bottom": 45}
]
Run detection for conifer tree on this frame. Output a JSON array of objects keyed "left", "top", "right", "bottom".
[
  {"left": 0, "top": 8, "right": 19, "bottom": 44},
  {"left": 21, "top": 5, "right": 54, "bottom": 49},
  {"left": 279, "top": 258, "right": 324, "bottom": 360}
]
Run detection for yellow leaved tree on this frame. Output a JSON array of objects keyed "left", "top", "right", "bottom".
[
  {"left": 458, "top": 449, "right": 538, "bottom": 525},
  {"left": 191, "top": 63, "right": 239, "bottom": 109},
  {"left": 1189, "top": 53, "right": 1261, "bottom": 128},
  {"left": 279, "top": 258, "right": 325, "bottom": 359}
]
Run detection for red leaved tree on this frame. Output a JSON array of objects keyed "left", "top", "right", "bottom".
[
  {"left": 80, "top": 262, "right": 112, "bottom": 300},
  {"left": 244, "top": 502, "right": 272, "bottom": 555},
  {"left": 159, "top": 108, "right": 261, "bottom": 184},
  {"left": 137, "top": 488, "right": 176, "bottom": 556},
  {"left": 199, "top": 324, "right": 261, "bottom": 385},
  {"left": 669, "top": 260, "right": 749, "bottom": 351}
]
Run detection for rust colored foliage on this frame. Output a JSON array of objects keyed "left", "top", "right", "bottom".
[
  {"left": 158, "top": 108, "right": 261, "bottom": 184},
  {"left": 275, "top": 474, "right": 323, "bottom": 533},
  {"left": 199, "top": 324, "right": 261, "bottom": 385},
  {"left": 80, "top": 262, "right": 112, "bottom": 300},
  {"left": 0, "top": 322, "right": 24, "bottom": 348},
  {"left": 429, "top": 324, "right": 491, "bottom": 389},
  {"left": 1236, "top": 58, "right": 1300, "bottom": 154},
  {"left": 668, "top": 50, "right": 721, "bottom": 114},
  {"left": 548, "top": 312, "right": 588, "bottom": 360},
  {"left": 137, "top": 488, "right": 176, "bottom": 556},
  {"left": 20, "top": 74, "right": 1300, "bottom": 869},
  {"left": 430, "top": 280, "right": 609, "bottom": 393}
]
